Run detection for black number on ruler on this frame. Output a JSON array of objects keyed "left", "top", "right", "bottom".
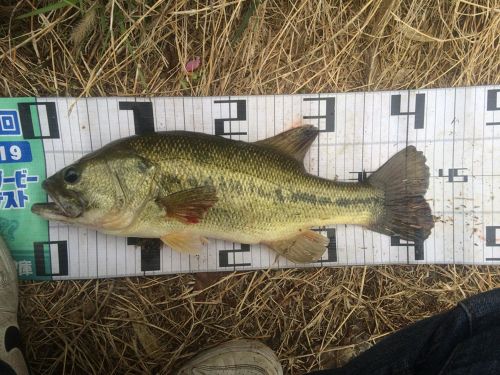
[
  {"left": 34, "top": 241, "right": 68, "bottom": 276},
  {"left": 348, "top": 171, "right": 369, "bottom": 183},
  {"left": 119, "top": 101, "right": 155, "bottom": 134},
  {"left": 120, "top": 102, "right": 157, "bottom": 270},
  {"left": 438, "top": 168, "right": 468, "bottom": 182},
  {"left": 303, "top": 97, "right": 335, "bottom": 132},
  {"left": 314, "top": 228, "right": 337, "bottom": 263},
  {"left": 486, "top": 89, "right": 500, "bottom": 126},
  {"left": 486, "top": 226, "right": 500, "bottom": 247},
  {"left": 391, "top": 235, "right": 424, "bottom": 261},
  {"left": 214, "top": 100, "right": 247, "bottom": 136},
  {"left": 18, "top": 102, "right": 59, "bottom": 139},
  {"left": 127, "top": 238, "right": 162, "bottom": 272},
  {"left": 391, "top": 93, "right": 425, "bottom": 129},
  {"left": 219, "top": 243, "right": 251, "bottom": 267}
]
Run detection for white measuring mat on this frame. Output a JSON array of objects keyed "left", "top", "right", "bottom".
[{"left": 0, "top": 86, "right": 499, "bottom": 280}]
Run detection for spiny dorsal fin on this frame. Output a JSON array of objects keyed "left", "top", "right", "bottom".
[{"left": 254, "top": 125, "right": 319, "bottom": 162}]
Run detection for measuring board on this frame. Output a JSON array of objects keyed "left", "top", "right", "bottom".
[{"left": 0, "top": 86, "right": 499, "bottom": 280}]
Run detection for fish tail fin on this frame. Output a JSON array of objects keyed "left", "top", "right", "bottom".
[{"left": 367, "top": 146, "right": 434, "bottom": 241}]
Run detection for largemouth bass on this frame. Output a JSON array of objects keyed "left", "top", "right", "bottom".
[{"left": 31, "top": 126, "right": 433, "bottom": 263}]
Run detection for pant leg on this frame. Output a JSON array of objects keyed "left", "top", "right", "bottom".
[
  {"left": 308, "top": 288, "right": 500, "bottom": 375},
  {"left": 433, "top": 290, "right": 500, "bottom": 375}
]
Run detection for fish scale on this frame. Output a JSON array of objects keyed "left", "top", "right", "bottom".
[{"left": 127, "top": 132, "right": 384, "bottom": 238}]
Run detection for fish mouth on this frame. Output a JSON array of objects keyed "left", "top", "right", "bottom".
[
  {"left": 31, "top": 202, "right": 71, "bottom": 219},
  {"left": 31, "top": 179, "right": 85, "bottom": 219}
]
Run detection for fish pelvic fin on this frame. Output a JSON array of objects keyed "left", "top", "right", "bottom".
[
  {"left": 263, "top": 229, "right": 328, "bottom": 263},
  {"left": 157, "top": 186, "right": 218, "bottom": 224},
  {"left": 254, "top": 125, "right": 319, "bottom": 163},
  {"left": 160, "top": 232, "right": 209, "bottom": 255},
  {"left": 367, "top": 146, "right": 434, "bottom": 241}
]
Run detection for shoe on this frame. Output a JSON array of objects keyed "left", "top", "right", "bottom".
[
  {"left": 177, "top": 339, "right": 283, "bottom": 375},
  {"left": 0, "top": 236, "right": 29, "bottom": 375}
]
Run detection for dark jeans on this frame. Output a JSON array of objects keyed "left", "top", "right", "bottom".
[{"left": 309, "top": 288, "right": 500, "bottom": 375}]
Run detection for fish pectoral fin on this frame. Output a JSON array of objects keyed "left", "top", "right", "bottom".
[
  {"left": 157, "top": 186, "right": 218, "bottom": 224},
  {"left": 254, "top": 125, "right": 319, "bottom": 163},
  {"left": 263, "top": 229, "right": 328, "bottom": 263},
  {"left": 160, "top": 232, "right": 208, "bottom": 255}
]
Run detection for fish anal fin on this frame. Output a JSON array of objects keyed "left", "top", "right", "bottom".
[
  {"left": 157, "top": 186, "right": 218, "bottom": 224},
  {"left": 263, "top": 229, "right": 328, "bottom": 263},
  {"left": 254, "top": 125, "right": 319, "bottom": 162},
  {"left": 160, "top": 232, "right": 208, "bottom": 255}
]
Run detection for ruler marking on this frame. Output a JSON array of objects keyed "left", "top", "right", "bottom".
[
  {"left": 7, "top": 87, "right": 500, "bottom": 279},
  {"left": 482, "top": 87, "right": 486, "bottom": 262},
  {"left": 86, "top": 99, "right": 97, "bottom": 277},
  {"left": 492, "top": 90, "right": 496, "bottom": 263},
  {"left": 406, "top": 91, "right": 410, "bottom": 263},
  {"left": 461, "top": 89, "right": 466, "bottom": 264},
  {"left": 452, "top": 88, "right": 456, "bottom": 263},
  {"left": 471, "top": 88, "right": 476, "bottom": 264}
]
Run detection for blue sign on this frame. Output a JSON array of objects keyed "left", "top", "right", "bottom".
[
  {"left": 0, "top": 110, "right": 21, "bottom": 136},
  {"left": 0, "top": 168, "right": 39, "bottom": 209},
  {"left": 0, "top": 141, "right": 32, "bottom": 163}
]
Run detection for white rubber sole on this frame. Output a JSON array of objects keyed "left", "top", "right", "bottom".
[{"left": 177, "top": 339, "right": 283, "bottom": 375}]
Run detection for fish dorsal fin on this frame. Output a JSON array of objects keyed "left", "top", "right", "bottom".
[{"left": 254, "top": 125, "right": 319, "bottom": 162}]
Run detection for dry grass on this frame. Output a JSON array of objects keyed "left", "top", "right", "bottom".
[
  {"left": 1, "top": 0, "right": 500, "bottom": 373},
  {"left": 1, "top": 0, "right": 499, "bottom": 97},
  {"left": 18, "top": 267, "right": 500, "bottom": 374}
]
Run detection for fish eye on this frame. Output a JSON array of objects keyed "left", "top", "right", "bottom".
[{"left": 63, "top": 167, "right": 80, "bottom": 184}]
